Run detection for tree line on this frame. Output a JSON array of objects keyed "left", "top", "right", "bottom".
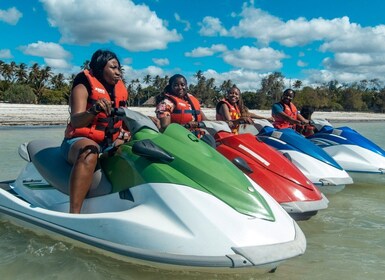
[{"left": 1, "top": 60, "right": 385, "bottom": 113}]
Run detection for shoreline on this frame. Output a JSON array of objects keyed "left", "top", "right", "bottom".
[{"left": 1, "top": 103, "right": 385, "bottom": 126}]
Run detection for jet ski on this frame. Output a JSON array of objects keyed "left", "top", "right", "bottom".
[
  {"left": 0, "top": 108, "right": 306, "bottom": 273},
  {"left": 239, "top": 119, "right": 353, "bottom": 193},
  {"left": 199, "top": 121, "right": 328, "bottom": 221},
  {"left": 306, "top": 119, "right": 385, "bottom": 184}
]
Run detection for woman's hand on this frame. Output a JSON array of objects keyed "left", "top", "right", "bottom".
[
  {"left": 89, "top": 98, "right": 112, "bottom": 115},
  {"left": 97, "top": 98, "right": 112, "bottom": 115},
  {"left": 237, "top": 117, "right": 254, "bottom": 125},
  {"left": 148, "top": 116, "right": 161, "bottom": 129},
  {"left": 186, "top": 121, "right": 198, "bottom": 129}
]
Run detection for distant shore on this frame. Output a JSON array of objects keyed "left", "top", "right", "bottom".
[{"left": 1, "top": 103, "right": 385, "bottom": 126}]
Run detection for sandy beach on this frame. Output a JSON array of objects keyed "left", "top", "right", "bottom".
[{"left": 1, "top": 103, "right": 385, "bottom": 126}]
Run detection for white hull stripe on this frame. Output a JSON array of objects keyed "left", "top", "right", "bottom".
[{"left": 238, "top": 144, "right": 270, "bottom": 166}]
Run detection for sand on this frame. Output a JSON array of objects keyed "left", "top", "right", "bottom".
[{"left": 1, "top": 103, "right": 385, "bottom": 126}]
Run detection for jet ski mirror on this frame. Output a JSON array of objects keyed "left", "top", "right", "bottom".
[
  {"left": 114, "top": 108, "right": 159, "bottom": 135},
  {"left": 232, "top": 157, "right": 253, "bottom": 174},
  {"left": 132, "top": 139, "right": 174, "bottom": 163},
  {"left": 310, "top": 119, "right": 333, "bottom": 132}
]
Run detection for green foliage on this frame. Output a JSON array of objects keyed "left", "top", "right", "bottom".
[
  {"left": 1, "top": 60, "right": 385, "bottom": 113},
  {"left": 39, "top": 89, "right": 69, "bottom": 105},
  {"left": 2, "top": 83, "right": 36, "bottom": 104},
  {"left": 373, "top": 90, "right": 385, "bottom": 113},
  {"left": 242, "top": 91, "right": 257, "bottom": 109}
]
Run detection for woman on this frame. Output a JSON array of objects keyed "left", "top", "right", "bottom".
[
  {"left": 216, "top": 85, "right": 274, "bottom": 133},
  {"left": 61, "top": 49, "right": 129, "bottom": 214},
  {"left": 155, "top": 74, "right": 214, "bottom": 145}
]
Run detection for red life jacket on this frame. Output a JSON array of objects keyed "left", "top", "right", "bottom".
[
  {"left": 273, "top": 102, "right": 298, "bottom": 129},
  {"left": 65, "top": 70, "right": 128, "bottom": 145},
  {"left": 165, "top": 93, "right": 202, "bottom": 124}
]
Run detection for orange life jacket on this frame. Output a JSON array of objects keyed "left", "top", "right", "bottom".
[
  {"left": 65, "top": 70, "right": 128, "bottom": 145},
  {"left": 273, "top": 102, "right": 298, "bottom": 129},
  {"left": 296, "top": 124, "right": 315, "bottom": 137},
  {"left": 215, "top": 99, "right": 241, "bottom": 121},
  {"left": 165, "top": 93, "right": 203, "bottom": 124},
  {"left": 216, "top": 99, "right": 241, "bottom": 134}
]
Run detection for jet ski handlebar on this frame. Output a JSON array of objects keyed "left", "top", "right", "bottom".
[
  {"left": 112, "top": 107, "right": 160, "bottom": 135},
  {"left": 183, "top": 122, "right": 206, "bottom": 129}
]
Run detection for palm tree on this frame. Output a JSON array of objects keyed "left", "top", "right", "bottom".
[
  {"left": 143, "top": 74, "right": 152, "bottom": 101},
  {"left": 293, "top": 80, "right": 302, "bottom": 89},
  {"left": 51, "top": 73, "right": 66, "bottom": 90},
  {"left": 28, "top": 63, "right": 53, "bottom": 103},
  {"left": 143, "top": 74, "right": 152, "bottom": 85},
  {"left": 81, "top": 60, "right": 90, "bottom": 70},
  {"left": 15, "top": 62, "right": 28, "bottom": 83},
  {"left": 194, "top": 70, "right": 203, "bottom": 82},
  {"left": 220, "top": 79, "right": 233, "bottom": 95},
  {"left": 0, "top": 61, "right": 14, "bottom": 83}
]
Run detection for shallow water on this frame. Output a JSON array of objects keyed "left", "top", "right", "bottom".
[{"left": 0, "top": 122, "right": 385, "bottom": 280}]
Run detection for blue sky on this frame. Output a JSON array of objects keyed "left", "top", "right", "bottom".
[{"left": 1, "top": 0, "right": 385, "bottom": 91}]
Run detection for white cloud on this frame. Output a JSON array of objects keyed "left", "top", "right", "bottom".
[
  {"left": 223, "top": 46, "right": 286, "bottom": 71},
  {"left": 196, "top": 3, "right": 385, "bottom": 84},
  {"left": 18, "top": 41, "right": 72, "bottom": 69},
  {"left": 122, "top": 65, "right": 165, "bottom": 84},
  {"left": 198, "top": 16, "right": 228, "bottom": 36},
  {"left": 297, "top": 60, "right": 308, "bottom": 67},
  {"left": 123, "top": 57, "right": 133, "bottom": 65},
  {"left": 0, "top": 7, "right": 22, "bottom": 25},
  {"left": 0, "top": 49, "right": 13, "bottom": 59},
  {"left": 40, "top": 0, "right": 181, "bottom": 51},
  {"left": 185, "top": 44, "right": 227, "bottom": 57},
  {"left": 174, "top": 13, "right": 191, "bottom": 32},
  {"left": 226, "top": 7, "right": 354, "bottom": 47},
  {"left": 202, "top": 68, "right": 269, "bottom": 92},
  {"left": 44, "top": 58, "right": 72, "bottom": 69},
  {"left": 152, "top": 58, "right": 169, "bottom": 66}
]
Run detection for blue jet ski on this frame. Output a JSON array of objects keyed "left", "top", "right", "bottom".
[
  {"left": 239, "top": 120, "right": 353, "bottom": 193},
  {"left": 307, "top": 119, "right": 385, "bottom": 184}
]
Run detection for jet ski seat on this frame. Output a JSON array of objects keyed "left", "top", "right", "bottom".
[{"left": 26, "top": 139, "right": 112, "bottom": 197}]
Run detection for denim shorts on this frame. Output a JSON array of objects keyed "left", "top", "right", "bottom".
[{"left": 60, "top": 137, "right": 86, "bottom": 162}]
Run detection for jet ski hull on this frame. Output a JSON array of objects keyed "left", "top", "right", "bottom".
[
  {"left": 0, "top": 109, "right": 306, "bottom": 272},
  {"left": 240, "top": 120, "right": 353, "bottom": 193},
  {"left": 308, "top": 119, "right": 385, "bottom": 184},
  {"left": 213, "top": 129, "right": 328, "bottom": 220},
  {"left": 1, "top": 174, "right": 305, "bottom": 272}
]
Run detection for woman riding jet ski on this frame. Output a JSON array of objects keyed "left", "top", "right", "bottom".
[
  {"left": 0, "top": 108, "right": 306, "bottom": 273},
  {"left": 198, "top": 121, "right": 328, "bottom": 221}
]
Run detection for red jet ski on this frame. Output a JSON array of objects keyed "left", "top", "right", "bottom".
[{"left": 202, "top": 121, "right": 329, "bottom": 221}]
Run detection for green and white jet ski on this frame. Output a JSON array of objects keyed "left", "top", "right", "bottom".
[{"left": 0, "top": 108, "right": 306, "bottom": 273}]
